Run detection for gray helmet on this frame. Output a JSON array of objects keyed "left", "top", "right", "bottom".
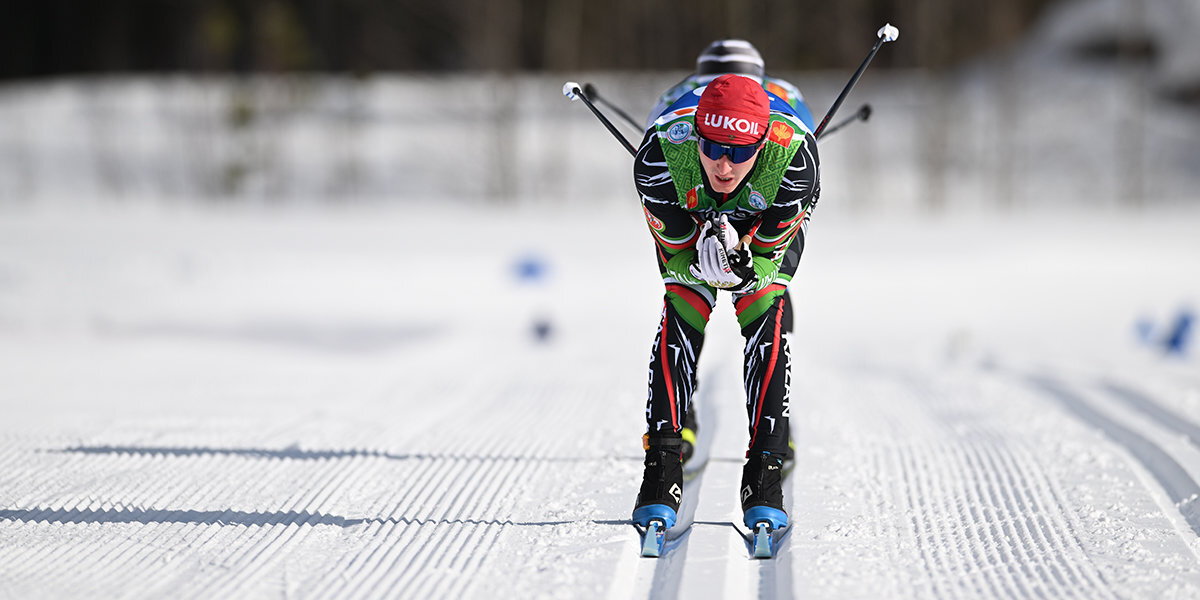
[{"left": 696, "top": 39, "right": 765, "bottom": 80}]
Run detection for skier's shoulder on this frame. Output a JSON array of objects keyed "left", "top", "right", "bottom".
[
  {"left": 763, "top": 77, "right": 804, "bottom": 105},
  {"left": 658, "top": 76, "right": 704, "bottom": 107}
]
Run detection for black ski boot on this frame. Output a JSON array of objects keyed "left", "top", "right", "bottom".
[
  {"left": 740, "top": 450, "right": 788, "bottom": 531},
  {"left": 632, "top": 437, "right": 684, "bottom": 529}
]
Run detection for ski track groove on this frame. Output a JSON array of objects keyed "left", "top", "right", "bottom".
[
  {"left": 311, "top": 453, "right": 544, "bottom": 595},
  {"left": 1103, "top": 381, "right": 1200, "bottom": 447},
  {"left": 176, "top": 456, "right": 319, "bottom": 598},
  {"left": 329, "top": 386, "right": 564, "bottom": 599},
  {"left": 1029, "top": 439, "right": 1121, "bottom": 596},
  {"left": 374, "top": 522, "right": 441, "bottom": 597},
  {"left": 383, "top": 456, "right": 440, "bottom": 522},
  {"left": 870, "top": 446, "right": 908, "bottom": 600},
  {"left": 188, "top": 457, "right": 292, "bottom": 560},
  {"left": 926, "top": 442, "right": 973, "bottom": 598},
  {"left": 206, "top": 470, "right": 321, "bottom": 597},
  {"left": 1031, "top": 374, "right": 1200, "bottom": 537},
  {"left": 437, "top": 457, "right": 493, "bottom": 523},
  {"left": 366, "top": 523, "right": 428, "bottom": 599},
  {"left": 893, "top": 430, "right": 1115, "bottom": 599},
  {"left": 412, "top": 523, "right": 499, "bottom": 600},
  {"left": 3, "top": 451, "right": 223, "bottom": 595},
  {"left": 871, "top": 372, "right": 1128, "bottom": 600},
  {"left": 207, "top": 458, "right": 352, "bottom": 597},
  {"left": 981, "top": 438, "right": 1097, "bottom": 598},
  {"left": 984, "top": 442, "right": 1060, "bottom": 598},
  {"left": 406, "top": 470, "right": 501, "bottom": 595},
  {"left": 306, "top": 519, "right": 374, "bottom": 598},
  {"left": 317, "top": 521, "right": 398, "bottom": 598},
  {"left": 396, "top": 456, "right": 456, "bottom": 524},
  {"left": 101, "top": 530, "right": 170, "bottom": 596},
  {"left": 899, "top": 442, "right": 942, "bottom": 598},
  {"left": 968, "top": 441, "right": 1038, "bottom": 598},
  {"left": 973, "top": 441, "right": 1041, "bottom": 598},
  {"left": 455, "top": 525, "right": 505, "bottom": 599},
  {"left": 83, "top": 454, "right": 208, "bottom": 593},
  {"left": 944, "top": 442, "right": 1007, "bottom": 599}
]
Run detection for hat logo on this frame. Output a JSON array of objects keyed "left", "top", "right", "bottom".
[{"left": 702, "top": 113, "right": 761, "bottom": 136}]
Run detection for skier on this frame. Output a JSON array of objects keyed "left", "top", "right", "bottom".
[
  {"left": 646, "top": 39, "right": 815, "bottom": 131},
  {"left": 632, "top": 73, "right": 820, "bottom": 536},
  {"left": 647, "top": 39, "right": 810, "bottom": 467}
]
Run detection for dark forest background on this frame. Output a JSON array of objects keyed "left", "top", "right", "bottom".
[{"left": 2, "top": 0, "right": 1058, "bottom": 79}]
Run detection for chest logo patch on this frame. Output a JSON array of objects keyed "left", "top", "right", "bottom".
[
  {"left": 666, "top": 122, "right": 692, "bottom": 144},
  {"left": 748, "top": 190, "right": 768, "bottom": 211},
  {"left": 768, "top": 121, "right": 795, "bottom": 147}
]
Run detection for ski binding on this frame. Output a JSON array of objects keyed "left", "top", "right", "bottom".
[
  {"left": 743, "top": 505, "right": 788, "bottom": 559},
  {"left": 640, "top": 519, "right": 668, "bottom": 557}
]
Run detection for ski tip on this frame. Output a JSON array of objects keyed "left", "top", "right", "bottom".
[{"left": 752, "top": 522, "right": 773, "bottom": 559}]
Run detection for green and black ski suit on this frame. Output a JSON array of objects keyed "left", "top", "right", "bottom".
[{"left": 635, "top": 100, "right": 820, "bottom": 457}]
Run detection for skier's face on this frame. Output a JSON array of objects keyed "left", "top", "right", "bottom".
[{"left": 699, "top": 145, "right": 762, "bottom": 194}]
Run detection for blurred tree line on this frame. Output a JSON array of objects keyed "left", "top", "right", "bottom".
[{"left": 2, "top": 0, "right": 1058, "bottom": 79}]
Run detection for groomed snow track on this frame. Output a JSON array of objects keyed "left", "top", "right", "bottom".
[{"left": 2, "top": 209, "right": 1200, "bottom": 599}]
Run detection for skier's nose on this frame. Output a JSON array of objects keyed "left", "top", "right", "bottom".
[{"left": 714, "top": 156, "right": 735, "bottom": 175}]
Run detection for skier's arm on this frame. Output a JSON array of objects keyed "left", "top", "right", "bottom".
[
  {"left": 742, "top": 132, "right": 820, "bottom": 292},
  {"left": 634, "top": 132, "right": 706, "bottom": 286}
]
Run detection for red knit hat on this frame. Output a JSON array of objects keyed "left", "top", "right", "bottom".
[{"left": 695, "top": 74, "right": 770, "bottom": 145}]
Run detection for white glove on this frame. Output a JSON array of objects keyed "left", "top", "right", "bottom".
[
  {"left": 712, "top": 214, "right": 738, "bottom": 251},
  {"left": 689, "top": 216, "right": 752, "bottom": 290}
]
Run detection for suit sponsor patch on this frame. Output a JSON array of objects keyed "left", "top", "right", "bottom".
[
  {"left": 768, "top": 121, "right": 794, "bottom": 147},
  {"left": 666, "top": 121, "right": 692, "bottom": 144},
  {"left": 748, "top": 190, "right": 767, "bottom": 211}
]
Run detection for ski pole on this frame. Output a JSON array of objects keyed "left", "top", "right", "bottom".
[
  {"left": 813, "top": 24, "right": 899, "bottom": 139},
  {"left": 582, "top": 83, "right": 643, "bottom": 132},
  {"left": 563, "top": 81, "right": 638, "bottom": 157},
  {"left": 817, "top": 103, "right": 872, "bottom": 140}
]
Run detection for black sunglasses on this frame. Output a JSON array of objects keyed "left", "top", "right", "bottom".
[{"left": 698, "top": 136, "right": 765, "bottom": 164}]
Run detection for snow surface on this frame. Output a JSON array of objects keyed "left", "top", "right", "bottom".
[
  {"left": 2, "top": 4, "right": 1200, "bottom": 595},
  {"left": 1, "top": 202, "right": 1198, "bottom": 599}
]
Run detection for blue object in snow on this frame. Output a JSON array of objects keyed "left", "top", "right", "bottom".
[
  {"left": 513, "top": 253, "right": 549, "bottom": 284},
  {"left": 1164, "top": 308, "right": 1193, "bottom": 355}
]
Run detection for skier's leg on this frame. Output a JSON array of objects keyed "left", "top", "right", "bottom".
[
  {"left": 737, "top": 291, "right": 792, "bottom": 457},
  {"left": 644, "top": 283, "right": 711, "bottom": 441},
  {"left": 734, "top": 291, "right": 791, "bottom": 527},
  {"left": 775, "top": 235, "right": 804, "bottom": 456},
  {"left": 634, "top": 283, "right": 713, "bottom": 525},
  {"left": 732, "top": 239, "right": 802, "bottom": 527}
]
